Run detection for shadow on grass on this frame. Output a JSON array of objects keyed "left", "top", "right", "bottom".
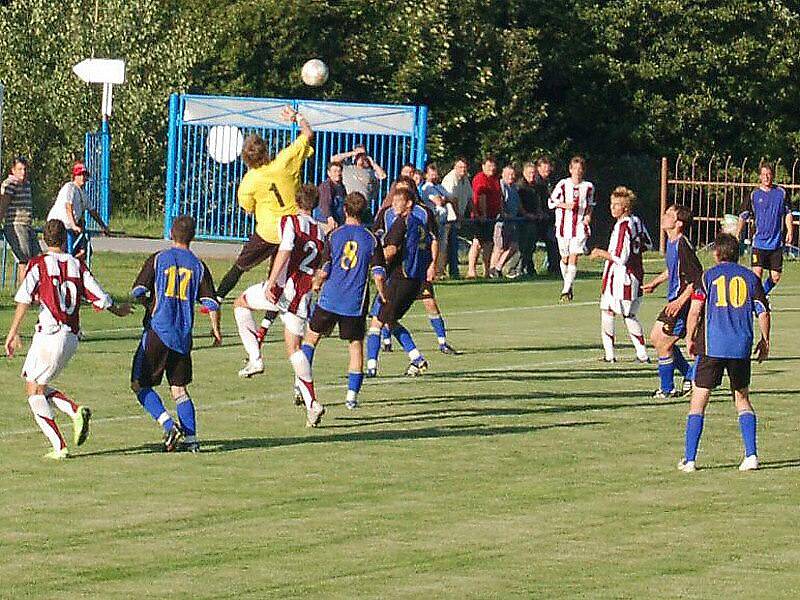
[
  {"left": 698, "top": 458, "right": 800, "bottom": 471},
  {"left": 425, "top": 367, "right": 655, "bottom": 383},
  {"left": 77, "top": 420, "right": 605, "bottom": 457}
]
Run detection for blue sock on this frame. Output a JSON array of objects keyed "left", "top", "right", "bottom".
[
  {"left": 175, "top": 395, "right": 197, "bottom": 437},
  {"left": 658, "top": 356, "right": 675, "bottom": 392},
  {"left": 429, "top": 315, "right": 446, "bottom": 344},
  {"left": 673, "top": 347, "right": 690, "bottom": 377},
  {"left": 738, "top": 412, "right": 757, "bottom": 457},
  {"left": 685, "top": 414, "right": 704, "bottom": 462},
  {"left": 301, "top": 343, "right": 315, "bottom": 366},
  {"left": 393, "top": 325, "right": 423, "bottom": 362},
  {"left": 137, "top": 388, "right": 174, "bottom": 432},
  {"left": 366, "top": 328, "right": 381, "bottom": 363},
  {"left": 381, "top": 325, "right": 391, "bottom": 345},
  {"left": 763, "top": 278, "right": 776, "bottom": 295},
  {"left": 348, "top": 371, "right": 364, "bottom": 394}
]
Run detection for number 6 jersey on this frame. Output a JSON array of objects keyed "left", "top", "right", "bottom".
[
  {"left": 132, "top": 247, "right": 218, "bottom": 354},
  {"left": 15, "top": 252, "right": 113, "bottom": 335}
]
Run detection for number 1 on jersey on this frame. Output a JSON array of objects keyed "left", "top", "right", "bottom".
[{"left": 713, "top": 274, "right": 747, "bottom": 308}]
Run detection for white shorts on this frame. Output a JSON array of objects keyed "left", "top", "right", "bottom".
[
  {"left": 600, "top": 293, "right": 642, "bottom": 318},
  {"left": 557, "top": 236, "right": 587, "bottom": 258},
  {"left": 22, "top": 329, "right": 79, "bottom": 385},
  {"left": 242, "top": 283, "right": 307, "bottom": 337}
]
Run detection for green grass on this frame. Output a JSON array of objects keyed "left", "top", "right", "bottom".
[{"left": 2, "top": 252, "right": 800, "bottom": 598}]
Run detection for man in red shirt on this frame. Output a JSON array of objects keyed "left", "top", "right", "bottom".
[{"left": 468, "top": 156, "right": 501, "bottom": 278}]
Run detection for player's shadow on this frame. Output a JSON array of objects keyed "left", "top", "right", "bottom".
[
  {"left": 501, "top": 343, "right": 604, "bottom": 353},
  {"left": 76, "top": 421, "right": 605, "bottom": 457},
  {"left": 426, "top": 367, "right": 654, "bottom": 383},
  {"left": 699, "top": 458, "right": 800, "bottom": 471}
]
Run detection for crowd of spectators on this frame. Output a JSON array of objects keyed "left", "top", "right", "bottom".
[{"left": 315, "top": 145, "right": 563, "bottom": 280}]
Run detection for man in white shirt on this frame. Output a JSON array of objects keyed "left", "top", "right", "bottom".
[
  {"left": 440, "top": 158, "right": 471, "bottom": 279},
  {"left": 48, "top": 162, "right": 109, "bottom": 257}
]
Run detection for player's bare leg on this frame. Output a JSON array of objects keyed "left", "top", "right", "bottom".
[
  {"left": 26, "top": 381, "right": 68, "bottom": 459},
  {"left": 233, "top": 295, "right": 264, "bottom": 377},
  {"left": 45, "top": 386, "right": 91, "bottom": 446},
  {"left": 467, "top": 239, "right": 481, "bottom": 278},
  {"left": 170, "top": 385, "right": 199, "bottom": 452}
]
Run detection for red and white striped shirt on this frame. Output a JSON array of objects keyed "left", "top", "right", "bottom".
[
  {"left": 14, "top": 252, "right": 113, "bottom": 334},
  {"left": 549, "top": 178, "right": 595, "bottom": 240},
  {"left": 601, "top": 215, "right": 652, "bottom": 300},
  {"left": 271, "top": 214, "right": 326, "bottom": 318}
]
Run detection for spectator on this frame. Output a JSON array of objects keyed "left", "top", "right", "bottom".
[
  {"left": 315, "top": 160, "right": 347, "bottom": 228},
  {"left": 400, "top": 163, "right": 416, "bottom": 178},
  {"left": 412, "top": 168, "right": 424, "bottom": 192},
  {"left": 489, "top": 165, "right": 521, "bottom": 278},
  {"left": 47, "top": 161, "right": 110, "bottom": 258},
  {"left": 331, "top": 145, "right": 387, "bottom": 215},
  {"left": 420, "top": 163, "right": 453, "bottom": 278},
  {"left": 441, "top": 157, "right": 471, "bottom": 279},
  {"left": 515, "top": 157, "right": 557, "bottom": 276},
  {"left": 468, "top": 156, "right": 501, "bottom": 278},
  {"left": 0, "top": 156, "right": 39, "bottom": 282}
]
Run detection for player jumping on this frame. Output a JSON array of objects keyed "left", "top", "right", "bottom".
[
  {"left": 293, "top": 191, "right": 387, "bottom": 411},
  {"left": 4, "top": 220, "right": 131, "bottom": 459},
  {"left": 131, "top": 216, "right": 222, "bottom": 453},
  {"left": 678, "top": 233, "right": 770, "bottom": 472},
  {"left": 736, "top": 162, "right": 794, "bottom": 296},
  {"left": 366, "top": 188, "right": 432, "bottom": 377},
  {"left": 233, "top": 185, "right": 327, "bottom": 427},
  {"left": 549, "top": 156, "right": 594, "bottom": 303},
  {"left": 642, "top": 204, "right": 703, "bottom": 399},
  {"left": 589, "top": 186, "right": 652, "bottom": 363}
]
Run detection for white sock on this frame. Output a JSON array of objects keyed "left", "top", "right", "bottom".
[
  {"left": 289, "top": 350, "right": 315, "bottom": 409},
  {"left": 367, "top": 358, "right": 377, "bottom": 370},
  {"left": 234, "top": 306, "right": 261, "bottom": 363},
  {"left": 559, "top": 260, "right": 567, "bottom": 280},
  {"left": 260, "top": 317, "right": 273, "bottom": 331},
  {"left": 28, "top": 395, "right": 66, "bottom": 451},
  {"left": 45, "top": 387, "right": 78, "bottom": 418},
  {"left": 408, "top": 348, "right": 422, "bottom": 362},
  {"left": 624, "top": 315, "right": 649, "bottom": 361},
  {"left": 601, "top": 312, "right": 616, "bottom": 361},
  {"left": 562, "top": 264, "right": 577, "bottom": 294},
  {"left": 346, "top": 390, "right": 358, "bottom": 403}
]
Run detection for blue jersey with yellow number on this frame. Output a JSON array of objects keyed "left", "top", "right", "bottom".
[
  {"left": 317, "top": 224, "right": 386, "bottom": 317},
  {"left": 696, "top": 262, "right": 768, "bottom": 359},
  {"left": 132, "top": 247, "right": 218, "bottom": 354}
]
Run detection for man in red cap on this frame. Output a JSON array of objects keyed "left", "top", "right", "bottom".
[{"left": 47, "top": 161, "right": 109, "bottom": 257}]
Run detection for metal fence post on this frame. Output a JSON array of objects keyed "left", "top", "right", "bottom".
[
  {"left": 100, "top": 118, "right": 111, "bottom": 225},
  {"left": 660, "top": 156, "right": 668, "bottom": 254},
  {"left": 414, "top": 105, "right": 428, "bottom": 169},
  {"left": 163, "top": 93, "right": 179, "bottom": 239}
]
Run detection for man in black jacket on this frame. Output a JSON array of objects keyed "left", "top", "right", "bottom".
[{"left": 515, "top": 157, "right": 558, "bottom": 276}]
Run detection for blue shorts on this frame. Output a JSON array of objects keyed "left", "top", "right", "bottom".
[{"left": 67, "top": 230, "right": 88, "bottom": 256}]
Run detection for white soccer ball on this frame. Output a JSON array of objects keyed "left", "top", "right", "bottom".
[{"left": 301, "top": 59, "right": 329, "bottom": 87}]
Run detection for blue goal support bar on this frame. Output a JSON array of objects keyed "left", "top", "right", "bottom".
[
  {"left": 163, "top": 93, "right": 429, "bottom": 240},
  {"left": 83, "top": 119, "right": 111, "bottom": 231}
]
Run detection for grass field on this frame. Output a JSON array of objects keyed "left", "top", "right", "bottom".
[{"left": 2, "top": 251, "right": 800, "bottom": 599}]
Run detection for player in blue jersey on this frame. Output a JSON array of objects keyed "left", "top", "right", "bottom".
[
  {"left": 375, "top": 177, "right": 459, "bottom": 356},
  {"left": 289, "top": 192, "right": 387, "bottom": 410},
  {"left": 736, "top": 163, "right": 794, "bottom": 295},
  {"left": 678, "top": 233, "right": 770, "bottom": 472},
  {"left": 365, "top": 187, "right": 432, "bottom": 377},
  {"left": 642, "top": 205, "right": 704, "bottom": 399},
  {"left": 130, "top": 216, "right": 222, "bottom": 452}
]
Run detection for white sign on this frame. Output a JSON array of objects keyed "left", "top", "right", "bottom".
[{"left": 72, "top": 59, "right": 126, "bottom": 85}]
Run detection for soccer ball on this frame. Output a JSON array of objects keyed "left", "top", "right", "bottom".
[{"left": 301, "top": 59, "right": 329, "bottom": 87}]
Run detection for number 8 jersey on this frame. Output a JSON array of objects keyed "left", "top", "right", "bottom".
[
  {"left": 692, "top": 262, "right": 769, "bottom": 359},
  {"left": 15, "top": 251, "right": 113, "bottom": 334},
  {"left": 270, "top": 214, "right": 326, "bottom": 317}
]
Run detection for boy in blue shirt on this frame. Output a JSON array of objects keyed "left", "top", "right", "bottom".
[
  {"left": 131, "top": 216, "right": 221, "bottom": 452},
  {"left": 736, "top": 162, "right": 794, "bottom": 295},
  {"left": 643, "top": 204, "right": 704, "bottom": 398},
  {"left": 679, "top": 233, "right": 770, "bottom": 472},
  {"left": 290, "top": 192, "right": 387, "bottom": 410}
]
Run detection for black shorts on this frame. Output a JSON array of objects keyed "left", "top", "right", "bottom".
[
  {"left": 131, "top": 330, "right": 192, "bottom": 388},
  {"left": 235, "top": 233, "right": 279, "bottom": 271},
  {"left": 657, "top": 303, "right": 690, "bottom": 338},
  {"left": 751, "top": 247, "right": 783, "bottom": 272},
  {"left": 309, "top": 305, "right": 366, "bottom": 341},
  {"left": 417, "top": 280, "right": 435, "bottom": 300},
  {"left": 378, "top": 277, "right": 423, "bottom": 324},
  {"left": 694, "top": 355, "right": 751, "bottom": 391}
]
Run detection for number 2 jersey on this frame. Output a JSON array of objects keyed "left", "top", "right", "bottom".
[
  {"left": 14, "top": 252, "right": 113, "bottom": 334},
  {"left": 692, "top": 262, "right": 769, "bottom": 359},
  {"left": 269, "top": 213, "right": 326, "bottom": 318},
  {"left": 132, "top": 247, "right": 219, "bottom": 354},
  {"left": 601, "top": 214, "right": 653, "bottom": 302},
  {"left": 317, "top": 224, "right": 386, "bottom": 317}
]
